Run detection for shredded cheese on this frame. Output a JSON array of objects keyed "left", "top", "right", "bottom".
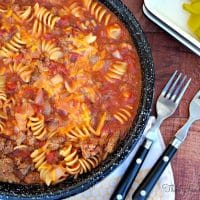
[{"left": 96, "top": 112, "right": 107, "bottom": 136}]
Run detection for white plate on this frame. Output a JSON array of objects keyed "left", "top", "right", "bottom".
[
  {"left": 143, "top": 4, "right": 200, "bottom": 56},
  {"left": 144, "top": 0, "right": 200, "bottom": 56}
]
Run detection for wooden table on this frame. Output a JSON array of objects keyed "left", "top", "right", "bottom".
[{"left": 122, "top": 0, "right": 200, "bottom": 199}]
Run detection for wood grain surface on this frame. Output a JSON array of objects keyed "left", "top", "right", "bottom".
[{"left": 122, "top": 0, "right": 200, "bottom": 199}]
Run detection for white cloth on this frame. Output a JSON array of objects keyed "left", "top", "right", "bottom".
[{"left": 67, "top": 117, "right": 175, "bottom": 200}]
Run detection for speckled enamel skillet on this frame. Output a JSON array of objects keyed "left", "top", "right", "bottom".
[{"left": 0, "top": 0, "right": 154, "bottom": 199}]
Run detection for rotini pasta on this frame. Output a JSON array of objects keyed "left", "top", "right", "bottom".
[
  {"left": 82, "top": 0, "right": 112, "bottom": 25},
  {"left": 105, "top": 61, "right": 128, "bottom": 83},
  {"left": 47, "top": 130, "right": 59, "bottom": 139},
  {"left": 41, "top": 40, "right": 63, "bottom": 61},
  {"left": 79, "top": 155, "right": 100, "bottom": 174},
  {"left": 60, "top": 144, "right": 81, "bottom": 176},
  {"left": 0, "top": 33, "right": 26, "bottom": 58},
  {"left": 68, "top": 2, "right": 83, "bottom": 18},
  {"left": 65, "top": 124, "right": 96, "bottom": 142},
  {"left": 9, "top": 62, "right": 34, "bottom": 83},
  {"left": 0, "top": 5, "right": 7, "bottom": 13},
  {"left": 34, "top": 3, "right": 60, "bottom": 30},
  {"left": 31, "top": 146, "right": 66, "bottom": 185},
  {"left": 0, "top": 0, "right": 141, "bottom": 186},
  {"left": 0, "top": 76, "right": 7, "bottom": 104},
  {"left": 32, "top": 18, "right": 47, "bottom": 37},
  {"left": 0, "top": 92, "right": 6, "bottom": 102},
  {"left": 0, "top": 75, "right": 5, "bottom": 90},
  {"left": 18, "top": 6, "right": 33, "bottom": 21},
  {"left": 27, "top": 116, "right": 48, "bottom": 140},
  {"left": 113, "top": 105, "right": 133, "bottom": 124},
  {"left": 31, "top": 146, "right": 47, "bottom": 169},
  {"left": 14, "top": 145, "right": 28, "bottom": 150},
  {"left": 0, "top": 111, "right": 7, "bottom": 133},
  {"left": 39, "top": 163, "right": 66, "bottom": 186},
  {"left": 31, "top": 3, "right": 60, "bottom": 37},
  {"left": 107, "top": 23, "right": 122, "bottom": 39},
  {"left": 0, "top": 111, "right": 7, "bottom": 120},
  {"left": 0, "top": 121, "right": 5, "bottom": 133},
  {"left": 80, "top": 19, "right": 97, "bottom": 30}
]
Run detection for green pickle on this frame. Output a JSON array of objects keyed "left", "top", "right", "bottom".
[{"left": 183, "top": 0, "right": 200, "bottom": 39}]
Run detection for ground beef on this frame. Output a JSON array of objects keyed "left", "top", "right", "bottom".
[
  {"left": 4, "top": 140, "right": 14, "bottom": 154},
  {"left": 26, "top": 131, "right": 36, "bottom": 146},
  {"left": 14, "top": 132, "right": 26, "bottom": 146},
  {"left": 80, "top": 137, "right": 103, "bottom": 159},
  {"left": 0, "top": 136, "right": 6, "bottom": 152},
  {"left": 47, "top": 135, "right": 65, "bottom": 150},
  {"left": 0, "top": 157, "right": 20, "bottom": 183},
  {"left": 24, "top": 172, "right": 42, "bottom": 184},
  {"left": 0, "top": 135, "right": 14, "bottom": 154},
  {"left": 19, "top": 163, "right": 32, "bottom": 176},
  {"left": 46, "top": 151, "right": 60, "bottom": 164},
  {"left": 14, "top": 157, "right": 34, "bottom": 177},
  {"left": 105, "top": 131, "right": 120, "bottom": 153}
]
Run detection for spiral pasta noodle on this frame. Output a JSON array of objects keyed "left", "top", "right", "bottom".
[
  {"left": 79, "top": 155, "right": 100, "bottom": 174},
  {"left": 107, "top": 23, "right": 122, "bottom": 39},
  {"left": 32, "top": 19, "right": 47, "bottom": 37},
  {"left": 27, "top": 115, "right": 48, "bottom": 140},
  {"left": 80, "top": 19, "right": 97, "bottom": 30},
  {"left": 0, "top": 76, "right": 5, "bottom": 89},
  {"left": 113, "top": 105, "right": 133, "bottom": 124},
  {"left": 65, "top": 124, "right": 96, "bottom": 142},
  {"left": 0, "top": 75, "right": 7, "bottom": 103},
  {"left": 0, "top": 121, "right": 5, "bottom": 133},
  {"left": 60, "top": 144, "right": 81, "bottom": 176},
  {"left": 0, "top": 76, "right": 7, "bottom": 134},
  {"left": 31, "top": 146, "right": 47, "bottom": 171},
  {"left": 0, "top": 110, "right": 7, "bottom": 119},
  {"left": 31, "top": 3, "right": 60, "bottom": 37},
  {"left": 18, "top": 6, "right": 33, "bottom": 21},
  {"left": 0, "top": 5, "right": 7, "bottom": 13},
  {"left": 34, "top": 3, "right": 60, "bottom": 30},
  {"left": 105, "top": 61, "right": 127, "bottom": 83},
  {"left": 0, "top": 76, "right": 6, "bottom": 133},
  {"left": 41, "top": 40, "right": 63, "bottom": 61},
  {"left": 47, "top": 130, "right": 59, "bottom": 139},
  {"left": 14, "top": 145, "right": 28, "bottom": 150},
  {"left": 69, "top": 2, "right": 83, "bottom": 18},
  {"left": 0, "top": 110, "right": 7, "bottom": 133},
  {"left": 82, "top": 0, "right": 112, "bottom": 25},
  {"left": 31, "top": 146, "right": 66, "bottom": 185},
  {"left": 0, "top": 32, "right": 26, "bottom": 58},
  {"left": 39, "top": 163, "right": 66, "bottom": 186},
  {"left": 9, "top": 62, "right": 34, "bottom": 83}
]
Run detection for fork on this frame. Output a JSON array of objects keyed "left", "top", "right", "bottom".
[
  {"left": 110, "top": 71, "right": 191, "bottom": 200},
  {"left": 132, "top": 90, "right": 200, "bottom": 200}
]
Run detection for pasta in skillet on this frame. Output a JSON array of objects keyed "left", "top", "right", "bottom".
[
  {"left": 0, "top": 0, "right": 141, "bottom": 185},
  {"left": 0, "top": 32, "right": 26, "bottom": 58},
  {"left": 9, "top": 62, "right": 33, "bottom": 83}
]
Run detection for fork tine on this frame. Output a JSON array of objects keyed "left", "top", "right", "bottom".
[
  {"left": 175, "top": 78, "right": 191, "bottom": 104},
  {"left": 161, "top": 70, "right": 177, "bottom": 96},
  {"left": 171, "top": 75, "right": 186, "bottom": 101},
  {"left": 166, "top": 73, "right": 182, "bottom": 99}
]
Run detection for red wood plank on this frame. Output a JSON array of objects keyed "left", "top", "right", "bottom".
[{"left": 122, "top": 0, "right": 200, "bottom": 199}]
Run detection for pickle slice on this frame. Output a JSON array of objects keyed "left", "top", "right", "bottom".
[{"left": 183, "top": 0, "right": 200, "bottom": 39}]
